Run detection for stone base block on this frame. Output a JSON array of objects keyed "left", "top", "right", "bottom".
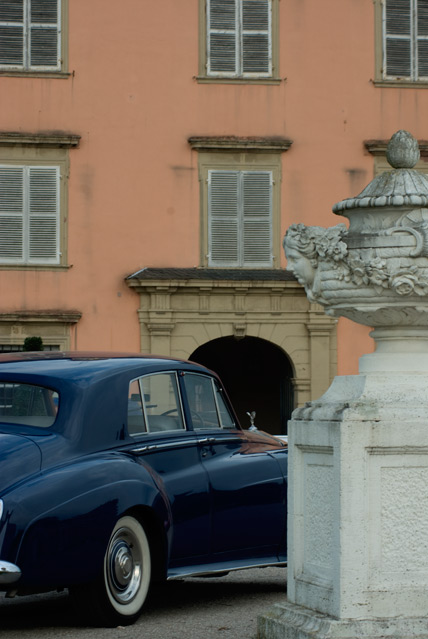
[{"left": 257, "top": 601, "right": 428, "bottom": 639}]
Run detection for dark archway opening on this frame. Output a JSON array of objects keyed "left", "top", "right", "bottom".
[{"left": 190, "top": 336, "right": 294, "bottom": 436}]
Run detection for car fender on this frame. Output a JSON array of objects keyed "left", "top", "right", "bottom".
[{"left": 2, "top": 454, "right": 169, "bottom": 589}]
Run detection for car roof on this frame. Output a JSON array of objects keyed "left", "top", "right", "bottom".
[{"left": 0, "top": 352, "right": 213, "bottom": 383}]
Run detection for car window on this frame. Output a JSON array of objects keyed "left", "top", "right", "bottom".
[
  {"left": 183, "top": 373, "right": 236, "bottom": 430},
  {"left": 127, "top": 378, "right": 147, "bottom": 436},
  {"left": 214, "top": 381, "right": 236, "bottom": 428},
  {"left": 0, "top": 382, "right": 58, "bottom": 428},
  {"left": 141, "top": 372, "right": 185, "bottom": 433}
]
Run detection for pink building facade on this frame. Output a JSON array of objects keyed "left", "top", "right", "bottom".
[{"left": 0, "top": 0, "right": 427, "bottom": 433}]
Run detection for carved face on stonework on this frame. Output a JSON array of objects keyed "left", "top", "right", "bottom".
[{"left": 285, "top": 247, "right": 316, "bottom": 288}]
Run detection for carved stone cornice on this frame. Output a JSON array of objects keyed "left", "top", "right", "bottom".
[
  {"left": 188, "top": 136, "right": 293, "bottom": 153},
  {"left": 0, "top": 132, "right": 81, "bottom": 148},
  {"left": 0, "top": 310, "right": 82, "bottom": 323}
]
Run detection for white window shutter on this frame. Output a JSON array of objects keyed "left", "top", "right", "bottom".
[
  {"left": 208, "top": 170, "right": 273, "bottom": 267},
  {"left": 0, "top": 167, "right": 24, "bottom": 261},
  {"left": 242, "top": 0, "right": 271, "bottom": 74},
  {"left": 0, "top": 0, "right": 24, "bottom": 66},
  {"left": 242, "top": 171, "right": 272, "bottom": 266},
  {"left": 28, "top": 167, "right": 59, "bottom": 262},
  {"left": 208, "top": 171, "right": 239, "bottom": 265},
  {"left": 30, "top": 0, "right": 60, "bottom": 68},
  {"left": 208, "top": 0, "right": 238, "bottom": 74},
  {"left": 384, "top": 0, "right": 412, "bottom": 78}
]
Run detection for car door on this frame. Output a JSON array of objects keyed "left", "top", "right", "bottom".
[
  {"left": 181, "top": 371, "right": 287, "bottom": 561},
  {"left": 126, "top": 371, "right": 211, "bottom": 564}
]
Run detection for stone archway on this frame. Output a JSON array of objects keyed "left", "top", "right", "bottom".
[{"left": 190, "top": 336, "right": 294, "bottom": 435}]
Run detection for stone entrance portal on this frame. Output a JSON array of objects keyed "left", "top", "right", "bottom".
[
  {"left": 126, "top": 267, "right": 337, "bottom": 414},
  {"left": 190, "top": 336, "right": 293, "bottom": 435}
]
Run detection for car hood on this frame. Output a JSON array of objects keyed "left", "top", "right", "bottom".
[{"left": 0, "top": 432, "right": 42, "bottom": 494}]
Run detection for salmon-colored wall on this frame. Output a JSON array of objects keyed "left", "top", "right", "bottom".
[{"left": 2, "top": 0, "right": 428, "bottom": 372}]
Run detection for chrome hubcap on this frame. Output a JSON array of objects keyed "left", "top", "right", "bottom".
[{"left": 107, "top": 527, "right": 142, "bottom": 604}]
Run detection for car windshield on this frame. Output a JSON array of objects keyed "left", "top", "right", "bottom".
[{"left": 0, "top": 382, "right": 59, "bottom": 428}]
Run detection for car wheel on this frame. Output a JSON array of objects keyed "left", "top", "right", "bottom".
[{"left": 71, "top": 516, "right": 151, "bottom": 627}]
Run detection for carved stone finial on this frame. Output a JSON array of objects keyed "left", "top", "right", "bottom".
[{"left": 386, "top": 130, "right": 420, "bottom": 169}]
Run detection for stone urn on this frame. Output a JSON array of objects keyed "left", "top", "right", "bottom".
[{"left": 284, "top": 129, "right": 428, "bottom": 374}]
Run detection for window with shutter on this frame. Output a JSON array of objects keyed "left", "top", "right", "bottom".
[
  {"left": 0, "top": 165, "right": 60, "bottom": 264},
  {"left": 207, "top": 0, "right": 272, "bottom": 77},
  {"left": 208, "top": 169, "right": 273, "bottom": 267},
  {"left": 383, "top": 0, "right": 428, "bottom": 80},
  {"left": 0, "top": 0, "right": 62, "bottom": 71}
]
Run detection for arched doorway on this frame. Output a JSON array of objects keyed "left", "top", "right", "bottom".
[{"left": 190, "top": 336, "right": 294, "bottom": 436}]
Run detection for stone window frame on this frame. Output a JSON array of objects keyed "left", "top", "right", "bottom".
[
  {"left": 197, "top": 0, "right": 281, "bottom": 84},
  {"left": 0, "top": 310, "right": 81, "bottom": 352},
  {"left": 0, "top": 0, "right": 69, "bottom": 79},
  {"left": 189, "top": 136, "right": 292, "bottom": 268},
  {"left": 374, "top": 0, "right": 428, "bottom": 87},
  {"left": 0, "top": 132, "right": 80, "bottom": 270}
]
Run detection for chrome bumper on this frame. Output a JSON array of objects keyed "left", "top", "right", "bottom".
[{"left": 0, "top": 560, "right": 21, "bottom": 585}]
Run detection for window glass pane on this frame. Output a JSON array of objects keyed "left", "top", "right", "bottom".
[
  {"left": 183, "top": 373, "right": 221, "bottom": 429},
  {"left": 141, "top": 373, "right": 185, "bottom": 432},
  {"left": 214, "top": 383, "right": 236, "bottom": 427},
  {"left": 128, "top": 379, "right": 146, "bottom": 436},
  {"left": 0, "top": 382, "right": 58, "bottom": 428}
]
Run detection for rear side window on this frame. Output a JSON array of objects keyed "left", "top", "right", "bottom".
[
  {"left": 127, "top": 372, "right": 185, "bottom": 436},
  {"left": 183, "top": 373, "right": 236, "bottom": 430},
  {"left": 0, "top": 382, "right": 58, "bottom": 428}
]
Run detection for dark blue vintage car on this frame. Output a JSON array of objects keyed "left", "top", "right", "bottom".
[{"left": 0, "top": 352, "right": 287, "bottom": 626}]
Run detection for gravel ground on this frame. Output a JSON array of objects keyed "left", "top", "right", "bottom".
[{"left": 0, "top": 566, "right": 287, "bottom": 639}]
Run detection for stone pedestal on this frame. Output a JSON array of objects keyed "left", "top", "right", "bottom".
[{"left": 258, "top": 333, "right": 428, "bottom": 638}]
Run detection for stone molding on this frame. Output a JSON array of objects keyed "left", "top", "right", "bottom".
[
  {"left": 0, "top": 132, "right": 81, "bottom": 148},
  {"left": 188, "top": 135, "right": 292, "bottom": 152},
  {"left": 0, "top": 311, "right": 81, "bottom": 323}
]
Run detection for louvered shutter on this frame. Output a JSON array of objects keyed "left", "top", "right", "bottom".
[
  {"left": 28, "top": 167, "right": 59, "bottom": 262},
  {"left": 242, "top": 171, "right": 272, "bottom": 266},
  {"left": 208, "top": 171, "right": 239, "bottom": 266},
  {"left": 0, "top": 0, "right": 24, "bottom": 66},
  {"left": 0, "top": 0, "right": 59, "bottom": 70},
  {"left": 208, "top": 170, "right": 273, "bottom": 267},
  {"left": 0, "top": 167, "right": 24, "bottom": 261},
  {"left": 242, "top": 0, "right": 271, "bottom": 74},
  {"left": 0, "top": 166, "right": 59, "bottom": 264},
  {"left": 417, "top": 0, "right": 428, "bottom": 77},
  {"left": 208, "top": 0, "right": 238, "bottom": 74},
  {"left": 30, "top": 0, "right": 60, "bottom": 68},
  {"left": 384, "top": 0, "right": 412, "bottom": 78}
]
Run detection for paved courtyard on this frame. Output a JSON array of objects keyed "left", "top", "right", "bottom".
[{"left": 0, "top": 566, "right": 287, "bottom": 639}]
